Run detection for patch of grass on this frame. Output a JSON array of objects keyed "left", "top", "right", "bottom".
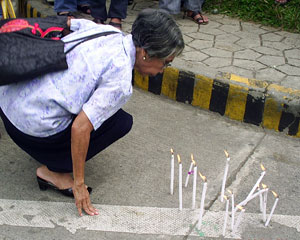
[{"left": 203, "top": 0, "right": 300, "bottom": 33}]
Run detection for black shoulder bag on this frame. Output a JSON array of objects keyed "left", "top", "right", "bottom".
[{"left": 0, "top": 17, "right": 118, "bottom": 86}]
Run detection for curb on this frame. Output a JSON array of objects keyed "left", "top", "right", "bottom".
[
  {"left": 21, "top": 0, "right": 300, "bottom": 138},
  {"left": 19, "top": 0, "right": 49, "bottom": 18},
  {"left": 133, "top": 68, "right": 300, "bottom": 138}
]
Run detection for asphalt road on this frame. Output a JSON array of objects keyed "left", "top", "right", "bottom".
[{"left": 0, "top": 88, "right": 300, "bottom": 240}]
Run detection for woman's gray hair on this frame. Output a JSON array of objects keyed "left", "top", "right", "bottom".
[{"left": 131, "top": 8, "right": 184, "bottom": 60}]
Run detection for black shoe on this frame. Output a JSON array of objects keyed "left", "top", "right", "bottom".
[{"left": 37, "top": 176, "right": 92, "bottom": 198}]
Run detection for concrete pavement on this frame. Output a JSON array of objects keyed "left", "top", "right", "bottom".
[
  {"left": 1, "top": 1, "right": 300, "bottom": 239},
  {"left": 1, "top": 88, "right": 300, "bottom": 239},
  {"left": 22, "top": 0, "right": 300, "bottom": 137}
]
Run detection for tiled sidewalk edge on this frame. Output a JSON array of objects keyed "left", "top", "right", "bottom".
[
  {"left": 133, "top": 68, "right": 300, "bottom": 138},
  {"left": 22, "top": 0, "right": 300, "bottom": 138}
]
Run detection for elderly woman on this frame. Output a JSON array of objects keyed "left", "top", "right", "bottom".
[{"left": 0, "top": 9, "right": 184, "bottom": 216}]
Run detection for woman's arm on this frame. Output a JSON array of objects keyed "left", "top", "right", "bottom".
[{"left": 71, "top": 110, "right": 99, "bottom": 216}]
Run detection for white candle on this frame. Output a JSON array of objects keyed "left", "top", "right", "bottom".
[
  {"left": 185, "top": 161, "right": 194, "bottom": 188},
  {"left": 197, "top": 172, "right": 207, "bottom": 229},
  {"left": 192, "top": 164, "right": 197, "bottom": 209},
  {"left": 222, "top": 196, "right": 229, "bottom": 236},
  {"left": 232, "top": 206, "right": 245, "bottom": 234},
  {"left": 221, "top": 150, "right": 230, "bottom": 202},
  {"left": 170, "top": 149, "right": 174, "bottom": 195},
  {"left": 177, "top": 154, "right": 182, "bottom": 210},
  {"left": 237, "top": 188, "right": 267, "bottom": 209},
  {"left": 258, "top": 186, "right": 263, "bottom": 212},
  {"left": 245, "top": 164, "right": 266, "bottom": 201},
  {"left": 265, "top": 191, "right": 279, "bottom": 227},
  {"left": 262, "top": 184, "right": 268, "bottom": 222},
  {"left": 227, "top": 190, "right": 235, "bottom": 230}
]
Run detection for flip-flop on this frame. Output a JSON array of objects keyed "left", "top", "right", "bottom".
[
  {"left": 184, "top": 10, "right": 209, "bottom": 25},
  {"left": 77, "top": 5, "right": 91, "bottom": 14}
]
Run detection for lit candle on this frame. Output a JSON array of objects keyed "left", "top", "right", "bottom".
[
  {"left": 221, "top": 150, "right": 230, "bottom": 202},
  {"left": 232, "top": 205, "right": 245, "bottom": 234},
  {"left": 197, "top": 172, "right": 207, "bottom": 229},
  {"left": 237, "top": 188, "right": 267, "bottom": 209},
  {"left": 265, "top": 191, "right": 279, "bottom": 227},
  {"left": 245, "top": 164, "right": 266, "bottom": 201},
  {"left": 227, "top": 190, "right": 235, "bottom": 230},
  {"left": 258, "top": 185, "right": 263, "bottom": 213},
  {"left": 262, "top": 183, "right": 268, "bottom": 222},
  {"left": 177, "top": 154, "right": 182, "bottom": 210},
  {"left": 192, "top": 155, "right": 197, "bottom": 209},
  {"left": 222, "top": 195, "right": 229, "bottom": 236},
  {"left": 185, "top": 155, "right": 194, "bottom": 188},
  {"left": 170, "top": 149, "right": 174, "bottom": 195}
]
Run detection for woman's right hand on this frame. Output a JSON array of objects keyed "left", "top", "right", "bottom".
[{"left": 73, "top": 182, "right": 99, "bottom": 216}]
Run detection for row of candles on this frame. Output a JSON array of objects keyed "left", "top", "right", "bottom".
[{"left": 170, "top": 149, "right": 279, "bottom": 236}]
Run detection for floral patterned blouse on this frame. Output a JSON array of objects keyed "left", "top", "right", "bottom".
[{"left": 0, "top": 19, "right": 135, "bottom": 137}]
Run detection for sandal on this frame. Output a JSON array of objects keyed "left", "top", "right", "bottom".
[
  {"left": 109, "top": 21, "right": 122, "bottom": 30},
  {"left": 77, "top": 5, "right": 91, "bottom": 14},
  {"left": 184, "top": 10, "right": 209, "bottom": 25},
  {"left": 93, "top": 18, "right": 105, "bottom": 24},
  {"left": 57, "top": 12, "right": 75, "bottom": 19}
]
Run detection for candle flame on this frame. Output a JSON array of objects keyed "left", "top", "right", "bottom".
[
  {"left": 223, "top": 195, "right": 228, "bottom": 200},
  {"left": 191, "top": 154, "right": 196, "bottom": 166},
  {"left": 272, "top": 191, "right": 279, "bottom": 198},
  {"left": 198, "top": 171, "right": 207, "bottom": 182},
  {"left": 260, "top": 164, "right": 266, "bottom": 171},
  {"left": 177, "top": 154, "right": 181, "bottom": 164},
  {"left": 227, "top": 189, "right": 232, "bottom": 195},
  {"left": 170, "top": 148, "right": 174, "bottom": 154},
  {"left": 261, "top": 183, "right": 267, "bottom": 189},
  {"left": 237, "top": 205, "right": 243, "bottom": 211},
  {"left": 224, "top": 150, "right": 229, "bottom": 158}
]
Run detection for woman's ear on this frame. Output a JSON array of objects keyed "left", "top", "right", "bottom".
[{"left": 137, "top": 47, "right": 148, "bottom": 60}]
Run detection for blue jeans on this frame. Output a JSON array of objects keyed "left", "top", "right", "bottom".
[
  {"left": 159, "top": 0, "right": 205, "bottom": 14},
  {"left": 90, "top": 0, "right": 128, "bottom": 21},
  {"left": 54, "top": 0, "right": 90, "bottom": 13}
]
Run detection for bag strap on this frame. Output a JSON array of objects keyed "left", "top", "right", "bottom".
[{"left": 64, "top": 31, "right": 119, "bottom": 54}]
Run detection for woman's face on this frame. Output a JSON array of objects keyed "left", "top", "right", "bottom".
[{"left": 134, "top": 48, "right": 175, "bottom": 77}]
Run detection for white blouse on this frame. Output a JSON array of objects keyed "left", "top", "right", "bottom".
[{"left": 0, "top": 19, "right": 135, "bottom": 137}]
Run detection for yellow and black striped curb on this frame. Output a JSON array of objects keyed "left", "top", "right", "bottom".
[
  {"left": 19, "top": 0, "right": 45, "bottom": 18},
  {"left": 133, "top": 68, "right": 300, "bottom": 138},
  {"left": 17, "top": 1, "right": 300, "bottom": 137}
]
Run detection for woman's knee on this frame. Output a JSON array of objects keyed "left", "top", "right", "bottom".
[{"left": 119, "top": 111, "right": 133, "bottom": 136}]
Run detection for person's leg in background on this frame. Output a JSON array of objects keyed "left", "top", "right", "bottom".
[
  {"left": 107, "top": 0, "right": 128, "bottom": 29},
  {"left": 90, "top": 0, "right": 108, "bottom": 24},
  {"left": 55, "top": 0, "right": 91, "bottom": 16},
  {"left": 77, "top": 0, "right": 91, "bottom": 14},
  {"left": 184, "top": 0, "right": 208, "bottom": 24},
  {"left": 159, "top": 0, "right": 181, "bottom": 15},
  {"left": 91, "top": 0, "right": 128, "bottom": 30},
  {"left": 54, "top": 0, "right": 77, "bottom": 15}
]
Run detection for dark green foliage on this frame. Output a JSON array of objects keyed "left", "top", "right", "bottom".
[{"left": 204, "top": 0, "right": 300, "bottom": 33}]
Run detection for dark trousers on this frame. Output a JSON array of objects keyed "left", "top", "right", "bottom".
[
  {"left": 0, "top": 108, "right": 133, "bottom": 173},
  {"left": 90, "top": 0, "right": 128, "bottom": 21}
]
